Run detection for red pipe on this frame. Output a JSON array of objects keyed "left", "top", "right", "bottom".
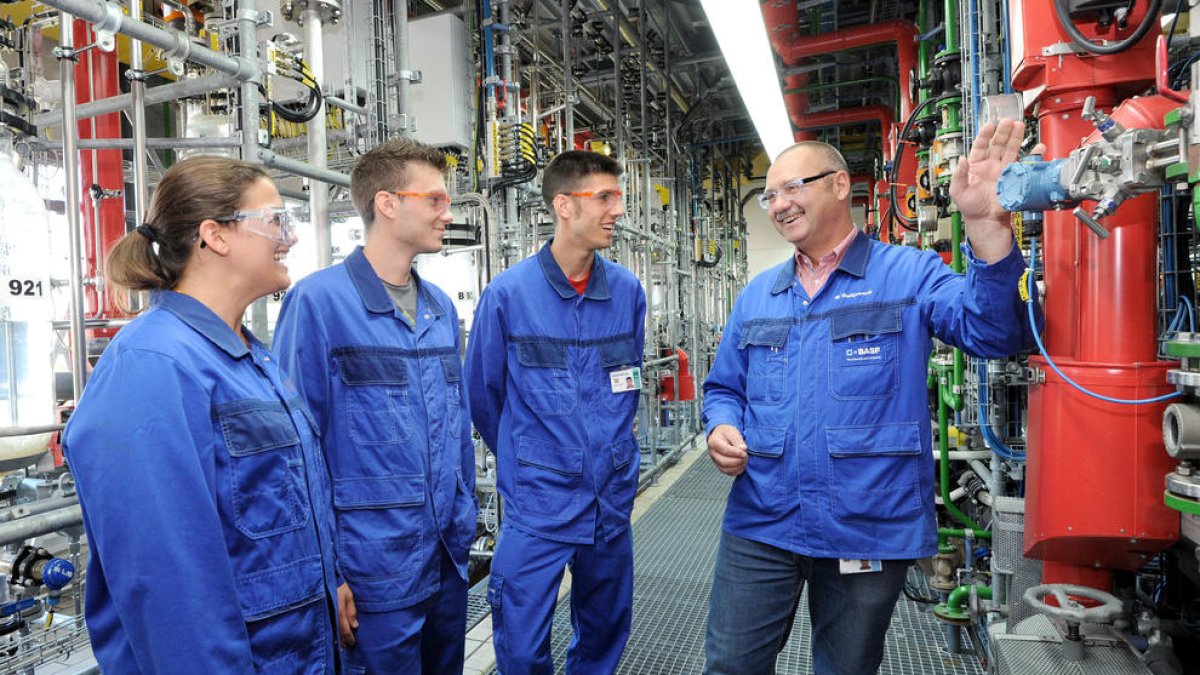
[
  {"left": 782, "top": 20, "right": 917, "bottom": 121},
  {"left": 790, "top": 105, "right": 894, "bottom": 161},
  {"left": 74, "top": 20, "right": 126, "bottom": 325}
]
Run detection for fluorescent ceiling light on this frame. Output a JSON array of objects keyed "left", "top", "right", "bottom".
[{"left": 700, "top": 0, "right": 793, "bottom": 160}]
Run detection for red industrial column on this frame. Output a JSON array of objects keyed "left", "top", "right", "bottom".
[
  {"left": 73, "top": 20, "right": 126, "bottom": 327},
  {"left": 1010, "top": 0, "right": 1179, "bottom": 589}
]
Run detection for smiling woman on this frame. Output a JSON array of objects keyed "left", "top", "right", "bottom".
[{"left": 62, "top": 156, "right": 341, "bottom": 673}]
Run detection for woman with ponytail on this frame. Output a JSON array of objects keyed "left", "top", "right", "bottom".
[{"left": 63, "top": 156, "right": 341, "bottom": 673}]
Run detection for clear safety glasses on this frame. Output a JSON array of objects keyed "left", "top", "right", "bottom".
[{"left": 218, "top": 207, "right": 299, "bottom": 246}]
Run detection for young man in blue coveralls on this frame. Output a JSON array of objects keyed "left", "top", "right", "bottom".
[
  {"left": 702, "top": 120, "right": 1043, "bottom": 675},
  {"left": 274, "top": 138, "right": 478, "bottom": 674},
  {"left": 465, "top": 150, "right": 647, "bottom": 674}
]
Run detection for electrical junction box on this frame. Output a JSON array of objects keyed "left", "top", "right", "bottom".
[{"left": 409, "top": 13, "right": 472, "bottom": 150}]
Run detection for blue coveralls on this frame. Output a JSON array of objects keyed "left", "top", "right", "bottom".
[
  {"left": 274, "top": 247, "right": 477, "bottom": 674},
  {"left": 702, "top": 233, "right": 1038, "bottom": 673},
  {"left": 465, "top": 241, "right": 647, "bottom": 674},
  {"left": 64, "top": 290, "right": 340, "bottom": 674}
]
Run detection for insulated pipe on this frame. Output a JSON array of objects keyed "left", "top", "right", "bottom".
[
  {"left": 60, "top": 14, "right": 88, "bottom": 399},
  {"left": 784, "top": 21, "right": 918, "bottom": 120},
  {"left": 302, "top": 7, "right": 331, "bottom": 268},
  {"left": 237, "top": 0, "right": 259, "bottom": 164},
  {"left": 36, "top": 0, "right": 258, "bottom": 81},
  {"left": 392, "top": 0, "right": 410, "bottom": 135},
  {"left": 760, "top": 2, "right": 917, "bottom": 122},
  {"left": 32, "top": 74, "right": 240, "bottom": 127},
  {"left": 0, "top": 505, "right": 84, "bottom": 547},
  {"left": 129, "top": 0, "right": 147, "bottom": 234},
  {"left": 791, "top": 106, "right": 895, "bottom": 161}
]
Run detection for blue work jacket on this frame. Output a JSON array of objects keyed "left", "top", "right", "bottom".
[
  {"left": 466, "top": 241, "right": 647, "bottom": 545},
  {"left": 274, "top": 247, "right": 477, "bottom": 613},
  {"left": 703, "top": 232, "right": 1037, "bottom": 560},
  {"left": 64, "top": 291, "right": 339, "bottom": 674}
]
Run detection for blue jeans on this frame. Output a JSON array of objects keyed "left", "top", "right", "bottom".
[
  {"left": 704, "top": 531, "right": 911, "bottom": 675},
  {"left": 342, "top": 544, "right": 468, "bottom": 674},
  {"left": 489, "top": 525, "right": 634, "bottom": 675}
]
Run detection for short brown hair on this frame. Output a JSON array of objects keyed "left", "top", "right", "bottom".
[
  {"left": 106, "top": 156, "right": 269, "bottom": 312},
  {"left": 350, "top": 138, "right": 448, "bottom": 228},
  {"left": 541, "top": 150, "right": 623, "bottom": 212}
]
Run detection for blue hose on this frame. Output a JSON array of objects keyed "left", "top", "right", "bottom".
[
  {"left": 1026, "top": 237, "right": 1181, "bottom": 405},
  {"left": 977, "top": 360, "right": 1024, "bottom": 460}
]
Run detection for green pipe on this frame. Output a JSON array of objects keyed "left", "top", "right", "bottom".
[
  {"left": 950, "top": 211, "right": 963, "bottom": 272},
  {"left": 939, "top": 399, "right": 982, "bottom": 530},
  {"left": 934, "top": 583, "right": 992, "bottom": 622},
  {"left": 918, "top": 0, "right": 931, "bottom": 91},
  {"left": 942, "top": 0, "right": 959, "bottom": 55},
  {"left": 938, "top": 527, "right": 991, "bottom": 554},
  {"left": 946, "top": 583, "right": 992, "bottom": 611}
]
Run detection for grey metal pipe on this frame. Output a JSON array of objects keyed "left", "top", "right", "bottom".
[
  {"left": 560, "top": 0, "right": 573, "bottom": 145},
  {"left": 259, "top": 149, "right": 351, "bottom": 188},
  {"left": 499, "top": 0, "right": 515, "bottom": 124},
  {"left": 52, "top": 317, "right": 132, "bottom": 330},
  {"left": 51, "top": 136, "right": 241, "bottom": 150},
  {"left": 36, "top": 0, "right": 258, "bottom": 82},
  {"left": 0, "top": 496, "right": 79, "bottom": 523},
  {"left": 302, "top": 7, "right": 332, "bottom": 269},
  {"left": 0, "top": 505, "right": 84, "bottom": 546},
  {"left": 0, "top": 424, "right": 65, "bottom": 439},
  {"left": 129, "top": 0, "right": 148, "bottom": 232},
  {"left": 325, "top": 95, "right": 368, "bottom": 117},
  {"left": 60, "top": 14, "right": 89, "bottom": 400},
  {"left": 393, "top": 0, "right": 411, "bottom": 135},
  {"left": 643, "top": 355, "right": 679, "bottom": 369},
  {"left": 33, "top": 74, "right": 239, "bottom": 127}
]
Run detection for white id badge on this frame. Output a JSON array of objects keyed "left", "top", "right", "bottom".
[
  {"left": 838, "top": 559, "right": 882, "bottom": 574},
  {"left": 610, "top": 367, "right": 642, "bottom": 393}
]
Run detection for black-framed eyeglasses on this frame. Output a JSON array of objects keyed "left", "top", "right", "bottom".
[{"left": 758, "top": 171, "right": 837, "bottom": 210}]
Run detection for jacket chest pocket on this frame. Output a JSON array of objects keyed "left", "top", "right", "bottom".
[
  {"left": 738, "top": 322, "right": 790, "bottom": 405},
  {"left": 598, "top": 336, "right": 640, "bottom": 413},
  {"left": 215, "top": 400, "right": 310, "bottom": 540},
  {"left": 515, "top": 341, "right": 577, "bottom": 416},
  {"left": 827, "top": 306, "right": 902, "bottom": 400},
  {"left": 337, "top": 351, "right": 414, "bottom": 445}
]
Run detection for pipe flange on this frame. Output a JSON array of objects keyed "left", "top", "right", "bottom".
[
  {"left": 281, "top": 0, "right": 342, "bottom": 26},
  {"left": 1164, "top": 403, "right": 1200, "bottom": 459},
  {"left": 1167, "top": 370, "right": 1200, "bottom": 391},
  {"left": 1166, "top": 470, "right": 1200, "bottom": 499}
]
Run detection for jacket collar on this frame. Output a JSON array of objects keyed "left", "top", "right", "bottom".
[
  {"left": 770, "top": 228, "right": 871, "bottom": 295},
  {"left": 537, "top": 239, "right": 611, "bottom": 301},
  {"left": 151, "top": 290, "right": 256, "bottom": 358},
  {"left": 346, "top": 246, "right": 445, "bottom": 318}
]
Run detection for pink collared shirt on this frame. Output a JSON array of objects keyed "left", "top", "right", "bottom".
[{"left": 795, "top": 227, "right": 859, "bottom": 297}]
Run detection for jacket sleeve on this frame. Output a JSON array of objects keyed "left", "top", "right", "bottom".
[
  {"left": 465, "top": 285, "right": 506, "bottom": 453},
  {"left": 921, "top": 240, "right": 1043, "bottom": 359},
  {"left": 65, "top": 350, "right": 254, "bottom": 673},
  {"left": 273, "top": 287, "right": 332, "bottom": 434},
  {"left": 701, "top": 294, "right": 748, "bottom": 436}
]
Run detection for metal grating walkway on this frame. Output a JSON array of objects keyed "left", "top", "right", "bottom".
[{"left": 489, "top": 456, "right": 985, "bottom": 674}]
